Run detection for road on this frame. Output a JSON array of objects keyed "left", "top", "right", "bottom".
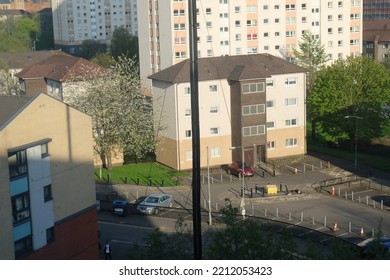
[{"left": 97, "top": 164, "right": 390, "bottom": 259}]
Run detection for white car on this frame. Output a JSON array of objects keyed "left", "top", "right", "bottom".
[{"left": 136, "top": 194, "right": 174, "bottom": 215}]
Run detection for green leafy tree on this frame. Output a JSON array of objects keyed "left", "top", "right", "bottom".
[
  {"left": 308, "top": 55, "right": 390, "bottom": 147},
  {"left": 91, "top": 53, "right": 116, "bottom": 68},
  {"left": 293, "top": 30, "right": 329, "bottom": 139},
  {"left": 81, "top": 39, "right": 106, "bottom": 60},
  {"left": 110, "top": 27, "right": 139, "bottom": 62},
  {"left": 0, "top": 58, "right": 19, "bottom": 95},
  {"left": 65, "top": 56, "right": 155, "bottom": 170}
]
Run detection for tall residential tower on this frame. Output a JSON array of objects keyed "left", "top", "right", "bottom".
[{"left": 138, "top": 0, "right": 362, "bottom": 84}]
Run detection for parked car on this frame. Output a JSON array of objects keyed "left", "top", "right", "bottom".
[
  {"left": 112, "top": 200, "right": 129, "bottom": 216},
  {"left": 136, "top": 194, "right": 174, "bottom": 215},
  {"left": 227, "top": 162, "right": 255, "bottom": 177}
]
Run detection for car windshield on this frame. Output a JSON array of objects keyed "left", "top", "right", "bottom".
[
  {"left": 145, "top": 197, "right": 159, "bottom": 203},
  {"left": 238, "top": 163, "right": 250, "bottom": 168}
]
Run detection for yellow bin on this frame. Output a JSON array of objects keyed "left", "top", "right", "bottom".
[{"left": 265, "top": 184, "right": 278, "bottom": 195}]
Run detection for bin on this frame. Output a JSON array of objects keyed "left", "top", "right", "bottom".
[{"left": 265, "top": 184, "right": 278, "bottom": 195}]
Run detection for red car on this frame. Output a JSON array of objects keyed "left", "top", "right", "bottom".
[{"left": 227, "top": 162, "right": 255, "bottom": 177}]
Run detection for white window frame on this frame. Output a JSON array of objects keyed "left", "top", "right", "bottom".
[
  {"left": 266, "top": 121, "right": 275, "bottom": 129},
  {"left": 285, "top": 77, "right": 298, "bottom": 85},
  {"left": 286, "top": 138, "right": 298, "bottom": 147},
  {"left": 242, "top": 82, "right": 265, "bottom": 94},
  {"left": 266, "top": 100, "right": 275, "bottom": 109},
  {"left": 267, "top": 141, "right": 276, "bottom": 149},
  {"left": 243, "top": 125, "right": 265, "bottom": 136},
  {"left": 209, "top": 106, "right": 219, "bottom": 114},
  {"left": 210, "top": 127, "right": 219, "bottom": 135},
  {"left": 209, "top": 84, "right": 218, "bottom": 93},
  {"left": 242, "top": 104, "right": 265, "bottom": 116},
  {"left": 184, "top": 108, "right": 191, "bottom": 116},
  {"left": 285, "top": 118, "right": 298, "bottom": 126},
  {"left": 185, "top": 130, "right": 191, "bottom": 138},
  {"left": 285, "top": 98, "right": 297, "bottom": 106},
  {"left": 210, "top": 147, "right": 220, "bottom": 157}
]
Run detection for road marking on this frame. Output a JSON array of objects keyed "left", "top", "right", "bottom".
[{"left": 111, "top": 239, "right": 150, "bottom": 247}]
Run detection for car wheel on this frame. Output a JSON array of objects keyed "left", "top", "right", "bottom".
[{"left": 154, "top": 208, "right": 159, "bottom": 215}]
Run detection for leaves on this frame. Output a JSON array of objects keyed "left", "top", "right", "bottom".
[
  {"left": 65, "top": 56, "right": 155, "bottom": 170},
  {"left": 309, "top": 56, "right": 390, "bottom": 142}
]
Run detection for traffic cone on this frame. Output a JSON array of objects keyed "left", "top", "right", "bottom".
[
  {"left": 332, "top": 186, "right": 335, "bottom": 196},
  {"left": 332, "top": 223, "right": 338, "bottom": 232},
  {"left": 360, "top": 227, "right": 364, "bottom": 236}
]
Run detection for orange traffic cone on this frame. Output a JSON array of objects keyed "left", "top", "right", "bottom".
[
  {"left": 332, "top": 223, "right": 338, "bottom": 232},
  {"left": 332, "top": 187, "right": 335, "bottom": 196}
]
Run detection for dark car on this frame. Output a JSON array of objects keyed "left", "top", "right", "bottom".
[{"left": 227, "top": 162, "right": 255, "bottom": 177}]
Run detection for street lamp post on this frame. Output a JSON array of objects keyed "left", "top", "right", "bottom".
[
  {"left": 230, "top": 146, "right": 246, "bottom": 219},
  {"left": 345, "top": 115, "right": 363, "bottom": 170}
]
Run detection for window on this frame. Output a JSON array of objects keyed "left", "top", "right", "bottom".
[
  {"left": 263, "top": 5, "right": 268, "bottom": 10},
  {"left": 12, "top": 193, "right": 30, "bottom": 223},
  {"left": 185, "top": 108, "right": 191, "bottom": 116},
  {"left": 206, "top": 21, "right": 212, "bottom": 28},
  {"left": 286, "top": 4, "right": 296, "bottom": 10},
  {"left": 264, "top": 32, "right": 269, "bottom": 38},
  {"left": 275, "top": 5, "right": 280, "bottom": 9},
  {"left": 312, "top": 8, "right": 319, "bottom": 13},
  {"left": 174, "top": 23, "right": 185, "bottom": 30},
  {"left": 328, "top": 15, "right": 333, "bottom": 21},
  {"left": 266, "top": 121, "right": 275, "bottom": 129},
  {"left": 285, "top": 98, "right": 297, "bottom": 106},
  {"left": 242, "top": 104, "right": 265, "bottom": 115},
  {"left": 247, "top": 19, "right": 258, "bottom": 26},
  {"left": 338, "top": 40, "right": 343, "bottom": 46},
  {"left": 206, "top": 8, "right": 211, "bottom": 14},
  {"left": 210, "top": 127, "right": 219, "bottom": 135},
  {"left": 247, "top": 34, "right": 257, "bottom": 40},
  {"left": 184, "top": 87, "right": 190, "bottom": 95},
  {"left": 207, "top": 35, "right": 212, "bottom": 42},
  {"left": 41, "top": 143, "right": 49, "bottom": 158},
  {"left": 285, "top": 77, "right": 297, "bottom": 85},
  {"left": 328, "top": 1, "right": 333, "bottom": 8},
  {"left": 44, "top": 185, "right": 52, "bottom": 202},
  {"left": 338, "top": 1, "right": 343, "bottom": 7},
  {"left": 235, "top": 34, "right": 241, "bottom": 41},
  {"left": 8, "top": 150, "right": 27, "bottom": 178},
  {"left": 275, "top": 18, "right": 280, "bottom": 23},
  {"left": 247, "top": 5, "right": 258, "bottom": 13},
  {"left": 186, "top": 151, "right": 192, "bottom": 160},
  {"left": 247, "top": 47, "right": 258, "bottom": 53},
  {"left": 175, "top": 51, "right": 186, "bottom": 58},
  {"left": 14, "top": 236, "right": 32, "bottom": 257},
  {"left": 286, "top": 31, "right": 296, "bottom": 37},
  {"left": 338, "top": 14, "right": 343, "bottom": 20},
  {"left": 185, "top": 130, "right": 191, "bottom": 138},
  {"left": 350, "top": 13, "right": 360, "bottom": 20},
  {"left": 328, "top": 41, "right": 333, "bottom": 47},
  {"left": 267, "top": 141, "right": 276, "bottom": 149},
  {"left": 209, "top": 85, "right": 218, "bottom": 92},
  {"left": 328, "top": 28, "right": 333, "bottom": 34},
  {"left": 242, "top": 82, "right": 265, "bottom": 93},
  {"left": 173, "top": 9, "right": 185, "bottom": 16},
  {"left": 302, "top": 17, "right": 307, "bottom": 23},
  {"left": 301, "top": 3, "right": 307, "bottom": 10},
  {"left": 338, "top": 27, "right": 343, "bottom": 34},
  {"left": 286, "top": 138, "right": 298, "bottom": 147},
  {"left": 210, "top": 147, "right": 220, "bottom": 157},
  {"left": 266, "top": 79, "right": 274, "bottom": 87},
  {"left": 286, "top": 17, "right": 296, "bottom": 24},
  {"left": 175, "top": 37, "right": 186, "bottom": 44},
  {"left": 266, "top": 100, "right": 275, "bottom": 108},
  {"left": 275, "top": 32, "right": 280, "bottom": 37},
  {"left": 350, "top": 26, "right": 360, "bottom": 33},
  {"left": 234, "top": 6, "right": 240, "bottom": 13},
  {"left": 350, "top": 39, "right": 359, "bottom": 46},
  {"left": 243, "top": 125, "right": 265, "bottom": 136},
  {"left": 235, "top": 20, "right": 241, "bottom": 27},
  {"left": 209, "top": 106, "right": 219, "bottom": 114},
  {"left": 285, "top": 118, "right": 298, "bottom": 126}
]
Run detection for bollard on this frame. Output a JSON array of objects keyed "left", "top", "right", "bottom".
[
  {"left": 301, "top": 211, "right": 303, "bottom": 222},
  {"left": 137, "top": 176, "right": 140, "bottom": 185},
  {"left": 251, "top": 204, "right": 254, "bottom": 216},
  {"left": 161, "top": 178, "right": 164, "bottom": 186},
  {"left": 255, "top": 184, "right": 258, "bottom": 194},
  {"left": 276, "top": 208, "right": 279, "bottom": 219},
  {"left": 262, "top": 170, "right": 265, "bottom": 178},
  {"left": 273, "top": 169, "right": 275, "bottom": 177},
  {"left": 352, "top": 191, "right": 354, "bottom": 202},
  {"left": 250, "top": 188, "right": 253, "bottom": 198},
  {"left": 221, "top": 174, "right": 223, "bottom": 182},
  {"left": 149, "top": 177, "right": 152, "bottom": 186},
  {"left": 324, "top": 216, "right": 327, "bottom": 228},
  {"left": 345, "top": 191, "right": 347, "bottom": 199},
  {"left": 264, "top": 209, "right": 267, "bottom": 217},
  {"left": 373, "top": 200, "right": 376, "bottom": 208},
  {"left": 359, "top": 196, "right": 361, "bottom": 203},
  {"left": 312, "top": 217, "right": 315, "bottom": 225},
  {"left": 289, "top": 212, "right": 292, "bottom": 221},
  {"left": 279, "top": 182, "right": 282, "bottom": 192},
  {"left": 338, "top": 187, "right": 341, "bottom": 197},
  {"left": 349, "top": 221, "right": 351, "bottom": 233},
  {"left": 136, "top": 191, "right": 139, "bottom": 199},
  {"left": 366, "top": 196, "right": 369, "bottom": 205},
  {"left": 107, "top": 173, "right": 110, "bottom": 182},
  {"left": 381, "top": 200, "right": 384, "bottom": 210},
  {"left": 124, "top": 176, "right": 127, "bottom": 183}
]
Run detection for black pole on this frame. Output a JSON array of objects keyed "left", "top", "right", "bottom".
[{"left": 188, "top": 0, "right": 202, "bottom": 260}]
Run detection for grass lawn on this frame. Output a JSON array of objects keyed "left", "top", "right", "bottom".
[
  {"left": 307, "top": 121, "right": 390, "bottom": 173},
  {"left": 95, "top": 162, "right": 188, "bottom": 186}
]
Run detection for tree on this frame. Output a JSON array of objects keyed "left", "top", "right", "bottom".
[
  {"left": 0, "top": 58, "right": 19, "bottom": 95},
  {"left": 110, "top": 27, "right": 139, "bottom": 62},
  {"left": 91, "top": 53, "right": 116, "bottom": 68},
  {"left": 81, "top": 39, "right": 106, "bottom": 60},
  {"left": 65, "top": 56, "right": 155, "bottom": 170},
  {"left": 308, "top": 55, "right": 390, "bottom": 146},
  {"left": 293, "top": 30, "right": 329, "bottom": 139}
]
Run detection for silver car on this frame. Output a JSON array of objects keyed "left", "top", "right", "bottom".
[{"left": 136, "top": 194, "right": 174, "bottom": 215}]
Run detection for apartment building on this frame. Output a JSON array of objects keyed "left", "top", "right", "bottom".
[
  {"left": 0, "top": 93, "right": 98, "bottom": 259},
  {"left": 51, "top": 0, "right": 138, "bottom": 56},
  {"left": 363, "top": 20, "right": 390, "bottom": 63},
  {"left": 138, "top": 0, "right": 362, "bottom": 85},
  {"left": 363, "top": 0, "right": 390, "bottom": 20},
  {"left": 149, "top": 54, "right": 307, "bottom": 170}
]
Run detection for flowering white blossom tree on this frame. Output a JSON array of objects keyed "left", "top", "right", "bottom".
[{"left": 66, "top": 56, "right": 155, "bottom": 170}]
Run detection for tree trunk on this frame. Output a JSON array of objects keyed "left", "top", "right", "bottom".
[{"left": 100, "top": 153, "right": 107, "bottom": 170}]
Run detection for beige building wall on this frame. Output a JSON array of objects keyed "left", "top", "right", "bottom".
[{"left": 0, "top": 94, "right": 95, "bottom": 222}]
